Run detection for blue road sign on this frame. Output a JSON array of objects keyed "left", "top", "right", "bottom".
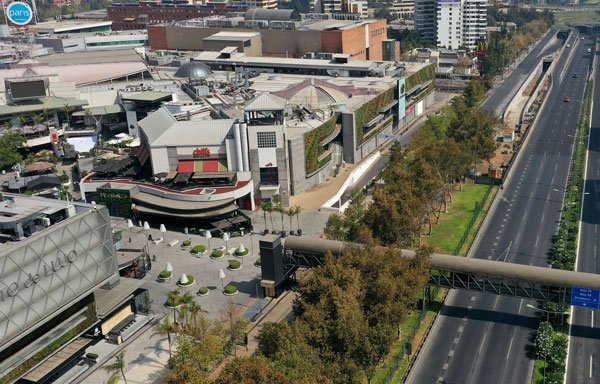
[{"left": 571, "top": 287, "right": 600, "bottom": 309}]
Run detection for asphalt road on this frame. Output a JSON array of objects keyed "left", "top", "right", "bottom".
[
  {"left": 567, "top": 36, "right": 600, "bottom": 384},
  {"left": 407, "top": 31, "right": 593, "bottom": 384},
  {"left": 482, "top": 26, "right": 562, "bottom": 116}
]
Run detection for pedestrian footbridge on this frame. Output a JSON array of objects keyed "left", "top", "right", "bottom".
[{"left": 259, "top": 235, "right": 600, "bottom": 308}]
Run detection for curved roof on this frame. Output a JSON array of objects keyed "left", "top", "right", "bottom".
[
  {"left": 287, "top": 84, "right": 348, "bottom": 107},
  {"left": 283, "top": 237, "right": 600, "bottom": 290},
  {"left": 244, "top": 9, "right": 293, "bottom": 21},
  {"left": 174, "top": 61, "right": 213, "bottom": 80}
]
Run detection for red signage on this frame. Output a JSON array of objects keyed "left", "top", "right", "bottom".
[
  {"left": 50, "top": 129, "right": 58, "bottom": 143},
  {"left": 405, "top": 105, "right": 415, "bottom": 116},
  {"left": 193, "top": 148, "right": 211, "bottom": 157}
]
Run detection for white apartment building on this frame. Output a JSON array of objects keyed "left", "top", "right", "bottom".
[
  {"left": 461, "top": 0, "right": 487, "bottom": 49},
  {"left": 417, "top": 0, "right": 486, "bottom": 51},
  {"left": 233, "top": 0, "right": 278, "bottom": 8},
  {"left": 436, "top": 0, "right": 463, "bottom": 50},
  {"left": 311, "top": 0, "right": 367, "bottom": 17}
]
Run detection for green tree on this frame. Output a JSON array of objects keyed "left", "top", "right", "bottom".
[
  {"left": 293, "top": 205, "right": 303, "bottom": 232},
  {"left": 103, "top": 351, "right": 127, "bottom": 384},
  {"left": 215, "top": 356, "right": 290, "bottom": 384},
  {"left": 324, "top": 213, "right": 346, "bottom": 241},
  {"left": 0, "top": 133, "right": 26, "bottom": 170},
  {"left": 535, "top": 322, "right": 553, "bottom": 359},
  {"left": 260, "top": 201, "right": 271, "bottom": 231},
  {"left": 151, "top": 314, "right": 178, "bottom": 360}
]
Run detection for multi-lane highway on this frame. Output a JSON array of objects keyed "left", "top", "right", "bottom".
[
  {"left": 407, "top": 31, "right": 593, "bottom": 384},
  {"left": 567, "top": 36, "right": 600, "bottom": 384},
  {"left": 482, "top": 26, "right": 562, "bottom": 116}
]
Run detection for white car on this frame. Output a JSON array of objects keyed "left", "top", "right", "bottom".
[{"left": 566, "top": 44, "right": 571, "bottom": 48}]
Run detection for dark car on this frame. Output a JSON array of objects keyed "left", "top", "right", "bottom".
[
  {"left": 573, "top": 73, "right": 578, "bottom": 78},
  {"left": 564, "top": 96, "right": 572, "bottom": 103}
]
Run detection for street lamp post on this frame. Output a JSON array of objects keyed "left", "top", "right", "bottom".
[
  {"left": 143, "top": 221, "right": 151, "bottom": 257},
  {"left": 219, "top": 268, "right": 226, "bottom": 290},
  {"left": 205, "top": 230, "right": 212, "bottom": 250},
  {"left": 223, "top": 232, "right": 230, "bottom": 254},
  {"left": 160, "top": 223, "right": 167, "bottom": 243}
]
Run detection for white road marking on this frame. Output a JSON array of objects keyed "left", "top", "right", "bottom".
[
  {"left": 535, "top": 235, "right": 540, "bottom": 247},
  {"left": 592, "top": 311, "right": 595, "bottom": 327},
  {"left": 506, "top": 337, "right": 514, "bottom": 360},
  {"left": 591, "top": 355, "right": 593, "bottom": 378}
]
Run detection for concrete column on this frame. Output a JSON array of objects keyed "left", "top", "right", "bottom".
[
  {"left": 232, "top": 123, "right": 243, "bottom": 171},
  {"left": 240, "top": 122, "right": 250, "bottom": 172}
]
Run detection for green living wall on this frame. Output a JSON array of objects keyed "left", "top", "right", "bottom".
[
  {"left": 405, "top": 63, "right": 436, "bottom": 92},
  {"left": 304, "top": 115, "right": 338, "bottom": 175},
  {"left": 355, "top": 87, "right": 396, "bottom": 146}
]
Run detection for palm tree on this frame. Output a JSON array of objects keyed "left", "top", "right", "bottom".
[
  {"left": 151, "top": 315, "right": 178, "bottom": 360},
  {"left": 103, "top": 351, "right": 127, "bottom": 384},
  {"left": 186, "top": 300, "right": 205, "bottom": 327},
  {"left": 63, "top": 103, "right": 74, "bottom": 128},
  {"left": 286, "top": 207, "right": 295, "bottom": 234},
  {"left": 32, "top": 114, "right": 43, "bottom": 127},
  {"left": 259, "top": 201, "right": 271, "bottom": 232},
  {"left": 293, "top": 205, "right": 303, "bottom": 234},
  {"left": 272, "top": 194, "right": 284, "bottom": 232},
  {"left": 17, "top": 116, "right": 28, "bottom": 127},
  {"left": 3, "top": 120, "right": 13, "bottom": 129}
]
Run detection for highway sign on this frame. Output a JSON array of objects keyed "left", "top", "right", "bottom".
[{"left": 571, "top": 287, "right": 600, "bottom": 309}]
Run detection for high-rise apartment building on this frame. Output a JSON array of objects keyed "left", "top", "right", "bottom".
[
  {"left": 390, "top": 0, "right": 415, "bottom": 20},
  {"left": 416, "top": 0, "right": 486, "bottom": 51},
  {"left": 312, "top": 0, "right": 367, "bottom": 17},
  {"left": 436, "top": 0, "right": 462, "bottom": 49},
  {"left": 415, "top": 0, "right": 437, "bottom": 42}
]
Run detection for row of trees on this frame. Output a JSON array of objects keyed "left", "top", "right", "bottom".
[
  {"left": 481, "top": 9, "right": 553, "bottom": 77},
  {"left": 534, "top": 322, "right": 568, "bottom": 384},
  {"left": 216, "top": 244, "right": 431, "bottom": 383},
  {"left": 146, "top": 293, "right": 248, "bottom": 384},
  {"left": 259, "top": 195, "right": 303, "bottom": 234},
  {"left": 325, "top": 84, "right": 497, "bottom": 248}
]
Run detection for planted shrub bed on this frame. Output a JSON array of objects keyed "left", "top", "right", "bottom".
[
  {"left": 228, "top": 260, "right": 241, "bottom": 270},
  {"left": 211, "top": 249, "right": 224, "bottom": 259},
  {"left": 191, "top": 245, "right": 206, "bottom": 255},
  {"left": 158, "top": 270, "right": 172, "bottom": 279},
  {"left": 224, "top": 284, "right": 238, "bottom": 295},
  {"left": 197, "top": 287, "right": 209, "bottom": 296}
]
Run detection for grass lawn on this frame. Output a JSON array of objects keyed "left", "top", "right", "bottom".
[
  {"left": 373, "top": 183, "right": 498, "bottom": 384},
  {"left": 423, "top": 183, "right": 498, "bottom": 255},
  {"left": 555, "top": 10, "right": 600, "bottom": 25},
  {"left": 532, "top": 359, "right": 546, "bottom": 384}
]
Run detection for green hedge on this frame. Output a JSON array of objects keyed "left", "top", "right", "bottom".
[
  {"left": 159, "top": 270, "right": 172, "bottom": 279},
  {"left": 191, "top": 245, "right": 206, "bottom": 254},
  {"left": 182, "top": 240, "right": 191, "bottom": 247},
  {"left": 235, "top": 248, "right": 249, "bottom": 256},
  {"left": 197, "top": 287, "right": 209, "bottom": 295},
  {"left": 304, "top": 115, "right": 338, "bottom": 175},
  {"left": 86, "top": 352, "right": 99, "bottom": 360},
  {"left": 405, "top": 63, "right": 436, "bottom": 92},
  {"left": 211, "top": 249, "right": 224, "bottom": 258},
  {"left": 355, "top": 88, "right": 396, "bottom": 146},
  {"left": 254, "top": 258, "right": 262, "bottom": 267},
  {"left": 229, "top": 260, "right": 241, "bottom": 270},
  {"left": 224, "top": 284, "right": 238, "bottom": 295}
]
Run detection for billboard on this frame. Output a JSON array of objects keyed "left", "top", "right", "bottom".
[
  {"left": 7, "top": 79, "right": 47, "bottom": 100},
  {"left": 0, "top": 207, "right": 118, "bottom": 350},
  {"left": 6, "top": 2, "right": 33, "bottom": 26},
  {"left": 397, "top": 77, "right": 406, "bottom": 126}
]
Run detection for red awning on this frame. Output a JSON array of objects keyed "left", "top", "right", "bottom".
[
  {"left": 178, "top": 161, "right": 194, "bottom": 173},
  {"left": 203, "top": 160, "right": 219, "bottom": 172}
]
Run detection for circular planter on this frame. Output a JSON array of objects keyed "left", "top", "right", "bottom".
[
  {"left": 223, "top": 284, "right": 238, "bottom": 296},
  {"left": 158, "top": 271, "right": 172, "bottom": 281},
  {"left": 228, "top": 260, "right": 241, "bottom": 271},
  {"left": 211, "top": 249, "right": 224, "bottom": 259},
  {"left": 191, "top": 245, "right": 207, "bottom": 257},
  {"left": 177, "top": 274, "right": 196, "bottom": 288},
  {"left": 181, "top": 240, "right": 191, "bottom": 249},
  {"left": 234, "top": 248, "right": 249, "bottom": 257},
  {"left": 164, "top": 298, "right": 182, "bottom": 309},
  {"left": 254, "top": 259, "right": 262, "bottom": 268},
  {"left": 197, "top": 287, "right": 209, "bottom": 297}
]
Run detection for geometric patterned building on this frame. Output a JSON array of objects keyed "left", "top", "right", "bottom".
[{"left": 0, "top": 194, "right": 119, "bottom": 383}]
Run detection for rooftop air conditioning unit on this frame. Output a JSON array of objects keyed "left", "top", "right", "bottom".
[{"left": 42, "top": 217, "right": 51, "bottom": 227}]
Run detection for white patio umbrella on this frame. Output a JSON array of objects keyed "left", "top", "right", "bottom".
[
  {"left": 223, "top": 233, "right": 230, "bottom": 252},
  {"left": 179, "top": 274, "right": 189, "bottom": 285},
  {"left": 165, "top": 262, "right": 173, "bottom": 272},
  {"left": 205, "top": 230, "right": 212, "bottom": 249},
  {"left": 160, "top": 223, "right": 167, "bottom": 242}
]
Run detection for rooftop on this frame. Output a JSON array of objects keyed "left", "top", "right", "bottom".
[{"left": 35, "top": 20, "right": 112, "bottom": 33}]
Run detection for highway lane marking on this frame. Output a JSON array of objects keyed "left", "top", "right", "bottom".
[
  {"left": 458, "top": 326, "right": 464, "bottom": 333},
  {"left": 506, "top": 336, "right": 514, "bottom": 360},
  {"left": 591, "top": 355, "right": 593, "bottom": 378},
  {"left": 592, "top": 311, "right": 594, "bottom": 327},
  {"left": 448, "top": 350, "right": 454, "bottom": 357},
  {"left": 535, "top": 235, "right": 540, "bottom": 247}
]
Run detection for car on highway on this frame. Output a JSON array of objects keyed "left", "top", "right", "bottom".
[
  {"left": 567, "top": 44, "right": 571, "bottom": 48},
  {"left": 564, "top": 96, "right": 572, "bottom": 103},
  {"left": 573, "top": 73, "right": 578, "bottom": 78},
  {"left": 588, "top": 48, "right": 592, "bottom": 53}
]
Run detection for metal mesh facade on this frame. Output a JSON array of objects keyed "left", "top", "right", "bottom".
[{"left": 0, "top": 206, "right": 118, "bottom": 350}]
